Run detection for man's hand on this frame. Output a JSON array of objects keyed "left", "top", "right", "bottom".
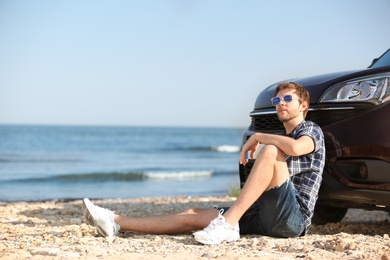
[{"left": 239, "top": 134, "right": 260, "bottom": 166}]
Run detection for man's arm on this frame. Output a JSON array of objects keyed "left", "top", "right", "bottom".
[{"left": 239, "top": 132, "right": 315, "bottom": 165}]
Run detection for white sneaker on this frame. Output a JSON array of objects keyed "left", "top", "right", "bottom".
[
  {"left": 193, "top": 210, "right": 240, "bottom": 245},
  {"left": 82, "top": 198, "right": 120, "bottom": 237}
]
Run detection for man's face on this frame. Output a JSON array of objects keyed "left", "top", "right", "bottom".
[{"left": 274, "top": 89, "right": 304, "bottom": 123}]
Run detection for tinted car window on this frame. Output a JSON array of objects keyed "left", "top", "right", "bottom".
[{"left": 370, "top": 49, "right": 390, "bottom": 68}]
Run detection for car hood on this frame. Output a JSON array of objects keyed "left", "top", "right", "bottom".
[{"left": 253, "top": 67, "right": 390, "bottom": 109}]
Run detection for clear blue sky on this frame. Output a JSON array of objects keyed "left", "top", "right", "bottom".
[{"left": 1, "top": 0, "right": 389, "bottom": 128}]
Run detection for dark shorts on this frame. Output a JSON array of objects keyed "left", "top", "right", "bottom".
[{"left": 220, "top": 180, "right": 305, "bottom": 238}]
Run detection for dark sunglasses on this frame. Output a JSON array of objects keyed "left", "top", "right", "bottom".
[{"left": 271, "top": 95, "right": 294, "bottom": 106}]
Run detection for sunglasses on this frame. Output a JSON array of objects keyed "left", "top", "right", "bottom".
[{"left": 271, "top": 95, "right": 294, "bottom": 106}]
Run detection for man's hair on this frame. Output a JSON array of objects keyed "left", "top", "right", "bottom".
[{"left": 274, "top": 82, "right": 310, "bottom": 118}]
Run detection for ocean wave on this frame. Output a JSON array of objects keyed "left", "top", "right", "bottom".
[
  {"left": 144, "top": 171, "right": 213, "bottom": 179},
  {"left": 211, "top": 145, "right": 240, "bottom": 153},
  {"left": 180, "top": 145, "right": 240, "bottom": 153},
  {"left": 6, "top": 170, "right": 215, "bottom": 183}
]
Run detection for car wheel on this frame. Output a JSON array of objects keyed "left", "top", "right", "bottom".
[{"left": 312, "top": 205, "right": 348, "bottom": 225}]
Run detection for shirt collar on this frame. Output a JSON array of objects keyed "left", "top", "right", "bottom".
[{"left": 283, "top": 120, "right": 306, "bottom": 137}]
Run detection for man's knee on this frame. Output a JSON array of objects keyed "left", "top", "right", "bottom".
[
  {"left": 180, "top": 207, "right": 218, "bottom": 216},
  {"left": 259, "top": 145, "right": 285, "bottom": 161},
  {"left": 258, "top": 145, "right": 289, "bottom": 187},
  {"left": 179, "top": 208, "right": 219, "bottom": 229},
  {"left": 181, "top": 208, "right": 198, "bottom": 215}
]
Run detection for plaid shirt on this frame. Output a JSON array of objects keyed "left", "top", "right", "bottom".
[{"left": 283, "top": 120, "right": 325, "bottom": 232}]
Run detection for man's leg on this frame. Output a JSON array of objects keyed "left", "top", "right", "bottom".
[
  {"left": 114, "top": 207, "right": 218, "bottom": 234},
  {"left": 221, "top": 144, "right": 289, "bottom": 226},
  {"left": 82, "top": 197, "right": 219, "bottom": 237},
  {"left": 193, "top": 144, "right": 289, "bottom": 244}
]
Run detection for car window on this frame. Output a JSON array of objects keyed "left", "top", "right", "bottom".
[{"left": 369, "top": 49, "right": 390, "bottom": 68}]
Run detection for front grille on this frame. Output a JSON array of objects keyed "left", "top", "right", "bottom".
[
  {"left": 250, "top": 114, "right": 283, "bottom": 132},
  {"left": 250, "top": 105, "right": 370, "bottom": 132}
]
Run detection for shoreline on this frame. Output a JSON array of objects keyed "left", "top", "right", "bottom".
[
  {"left": 1, "top": 196, "right": 390, "bottom": 259},
  {"left": 0, "top": 195, "right": 235, "bottom": 205}
]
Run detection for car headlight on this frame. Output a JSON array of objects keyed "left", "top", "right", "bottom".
[{"left": 319, "top": 73, "right": 390, "bottom": 105}]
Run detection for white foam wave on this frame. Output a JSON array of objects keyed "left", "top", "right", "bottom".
[
  {"left": 144, "top": 170, "right": 213, "bottom": 180},
  {"left": 212, "top": 145, "right": 240, "bottom": 153}
]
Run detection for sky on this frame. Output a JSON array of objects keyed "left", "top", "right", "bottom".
[{"left": 1, "top": 0, "right": 389, "bottom": 128}]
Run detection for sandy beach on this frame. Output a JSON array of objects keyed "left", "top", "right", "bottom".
[{"left": 1, "top": 196, "right": 390, "bottom": 259}]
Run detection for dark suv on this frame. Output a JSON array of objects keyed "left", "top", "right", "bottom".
[{"left": 240, "top": 48, "right": 390, "bottom": 224}]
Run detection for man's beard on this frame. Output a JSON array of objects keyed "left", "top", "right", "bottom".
[{"left": 277, "top": 110, "right": 300, "bottom": 123}]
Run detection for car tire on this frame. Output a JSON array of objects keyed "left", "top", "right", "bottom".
[{"left": 312, "top": 205, "right": 348, "bottom": 225}]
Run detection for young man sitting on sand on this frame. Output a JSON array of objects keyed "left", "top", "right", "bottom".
[{"left": 82, "top": 82, "right": 325, "bottom": 244}]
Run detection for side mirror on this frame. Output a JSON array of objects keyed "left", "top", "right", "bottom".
[{"left": 369, "top": 58, "right": 379, "bottom": 67}]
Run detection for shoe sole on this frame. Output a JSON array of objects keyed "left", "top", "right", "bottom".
[
  {"left": 194, "top": 234, "right": 239, "bottom": 245},
  {"left": 82, "top": 198, "right": 110, "bottom": 237},
  {"left": 82, "top": 199, "right": 94, "bottom": 226}
]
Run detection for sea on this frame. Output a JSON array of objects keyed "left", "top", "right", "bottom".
[{"left": 0, "top": 124, "right": 244, "bottom": 202}]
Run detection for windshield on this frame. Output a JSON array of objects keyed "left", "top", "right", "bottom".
[{"left": 369, "top": 48, "right": 390, "bottom": 68}]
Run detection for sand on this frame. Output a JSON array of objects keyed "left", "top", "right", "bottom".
[{"left": 1, "top": 196, "right": 390, "bottom": 259}]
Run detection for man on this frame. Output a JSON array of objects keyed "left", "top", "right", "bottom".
[{"left": 82, "top": 82, "right": 325, "bottom": 244}]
